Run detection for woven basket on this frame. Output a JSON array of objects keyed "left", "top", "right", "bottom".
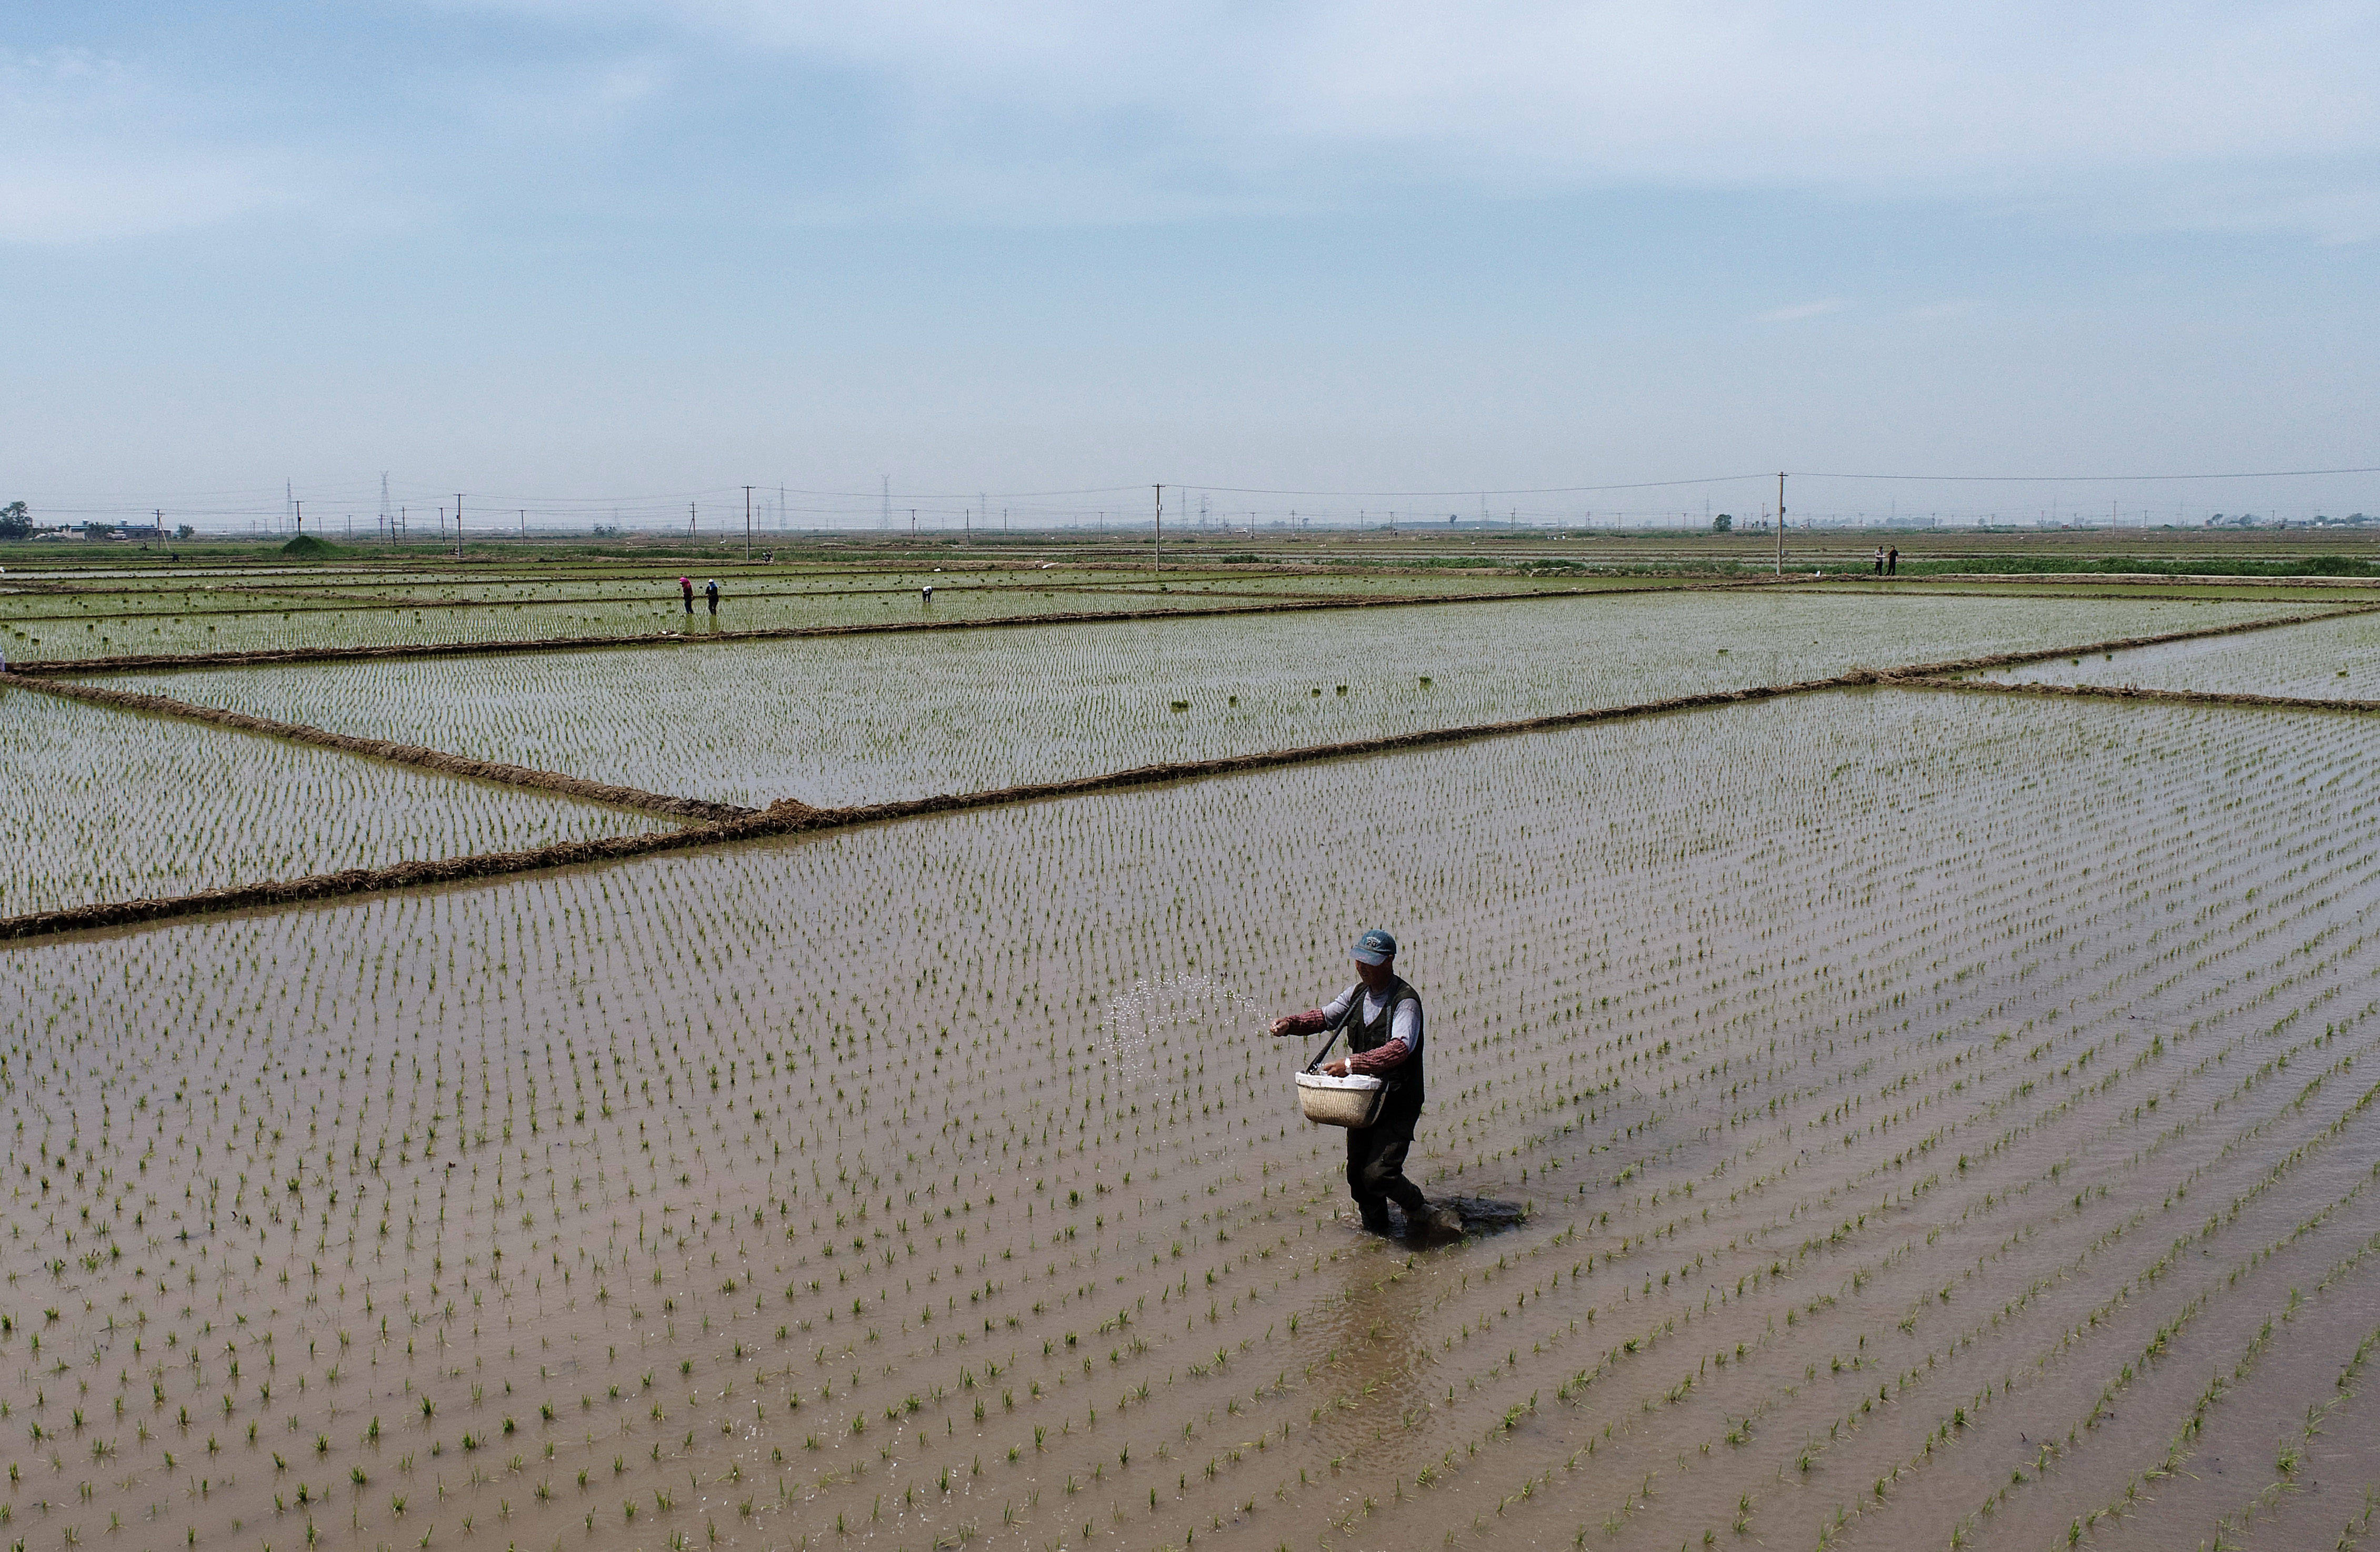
[{"left": 1296, "top": 1070, "right": 1387, "bottom": 1128}]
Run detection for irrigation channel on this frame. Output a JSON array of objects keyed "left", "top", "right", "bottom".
[{"left": 5, "top": 588, "right": 2380, "bottom": 1552}]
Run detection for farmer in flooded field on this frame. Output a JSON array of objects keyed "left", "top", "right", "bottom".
[
  {"left": 1272, "top": 930, "right": 1463, "bottom": 1239},
  {"left": 679, "top": 576, "right": 694, "bottom": 615}
]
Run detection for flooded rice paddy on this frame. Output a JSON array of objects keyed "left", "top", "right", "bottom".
[
  {"left": 1988, "top": 608, "right": 2380, "bottom": 701},
  {"left": 0, "top": 568, "right": 1604, "bottom": 664},
  {"left": 6, "top": 666, "right": 2380, "bottom": 1552},
  {"left": 0, "top": 683, "right": 677, "bottom": 916},
  {"left": 87, "top": 590, "right": 2317, "bottom": 807}
]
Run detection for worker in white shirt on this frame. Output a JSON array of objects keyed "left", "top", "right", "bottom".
[{"left": 1272, "top": 929, "right": 1461, "bottom": 1239}]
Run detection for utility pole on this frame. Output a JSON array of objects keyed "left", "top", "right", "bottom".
[
  {"left": 910, "top": 508, "right": 916, "bottom": 535},
  {"left": 1153, "top": 484, "right": 1162, "bottom": 570},
  {"left": 1776, "top": 473, "right": 1786, "bottom": 575},
  {"left": 882, "top": 475, "right": 891, "bottom": 532},
  {"left": 689, "top": 502, "right": 696, "bottom": 540},
  {"left": 744, "top": 485, "right": 754, "bottom": 560},
  {"left": 519, "top": 508, "right": 526, "bottom": 538},
  {"left": 455, "top": 493, "right": 465, "bottom": 559},
  {"left": 294, "top": 499, "right": 303, "bottom": 536}
]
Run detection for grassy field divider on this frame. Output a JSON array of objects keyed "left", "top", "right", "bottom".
[
  {"left": 8, "top": 579, "right": 1792, "bottom": 677},
  {"left": 1898, "top": 676, "right": 2380, "bottom": 716},
  {"left": 1, "top": 604, "right": 2365, "bottom": 943},
  {"left": 0, "top": 802, "right": 819, "bottom": 941},
  {"left": 6, "top": 572, "right": 1363, "bottom": 625},
  {"left": 0, "top": 672, "right": 757, "bottom": 823},
  {"left": 1863, "top": 599, "right": 2380, "bottom": 677}
]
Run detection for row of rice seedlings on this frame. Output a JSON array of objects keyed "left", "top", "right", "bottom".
[
  {"left": 1393, "top": 896, "right": 2380, "bottom": 1541},
  {"left": 2, "top": 688, "right": 2376, "bottom": 1551},
  {"left": 2, "top": 582, "right": 1298, "bottom": 663},
  {"left": 2, "top": 567, "right": 1272, "bottom": 635},
  {"left": 91, "top": 593, "right": 2322, "bottom": 808},
  {"left": 0, "top": 686, "right": 674, "bottom": 918},
  {"left": 340, "top": 690, "right": 2380, "bottom": 1552},
  {"left": 1829, "top": 1085, "right": 2380, "bottom": 1550},
  {"left": 1991, "top": 608, "right": 2380, "bottom": 702},
  {"left": 1066, "top": 695, "right": 2380, "bottom": 1552},
  {"left": 0, "top": 566, "right": 1595, "bottom": 647},
  {"left": 0, "top": 562, "right": 1254, "bottom": 610},
  {"left": 2046, "top": 1225, "right": 2380, "bottom": 1549},
  {"left": 153, "top": 567, "right": 1252, "bottom": 608},
  {"left": 1485, "top": 704, "right": 2380, "bottom": 1552},
  {"left": 2201, "top": 1317, "right": 2380, "bottom": 1551}
]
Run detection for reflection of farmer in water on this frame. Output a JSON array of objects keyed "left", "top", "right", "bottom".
[{"left": 1272, "top": 929, "right": 1463, "bottom": 1239}]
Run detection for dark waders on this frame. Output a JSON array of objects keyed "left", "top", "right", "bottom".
[{"left": 1335, "top": 978, "right": 1428, "bottom": 1230}]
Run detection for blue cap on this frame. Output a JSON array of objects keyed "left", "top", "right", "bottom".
[{"left": 1352, "top": 929, "right": 1397, "bottom": 966}]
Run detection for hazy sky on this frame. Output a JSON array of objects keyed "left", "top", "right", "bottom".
[{"left": 5, "top": 3, "right": 2377, "bottom": 527}]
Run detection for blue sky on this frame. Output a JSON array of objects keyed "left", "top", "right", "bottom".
[{"left": 5, "top": 3, "right": 2377, "bottom": 528}]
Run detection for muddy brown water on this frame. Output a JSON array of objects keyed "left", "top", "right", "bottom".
[{"left": 4, "top": 689, "right": 2380, "bottom": 1552}]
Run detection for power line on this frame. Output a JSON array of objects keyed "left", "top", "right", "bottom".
[
  {"left": 1181, "top": 475, "right": 1772, "bottom": 497},
  {"left": 1795, "top": 465, "right": 2380, "bottom": 483}
]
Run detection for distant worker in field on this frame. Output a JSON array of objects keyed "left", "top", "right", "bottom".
[
  {"left": 1271, "top": 930, "right": 1463, "bottom": 1239},
  {"left": 705, "top": 579, "right": 719, "bottom": 616},
  {"left": 1873, "top": 545, "right": 1885, "bottom": 576},
  {"left": 1887, "top": 545, "right": 1899, "bottom": 576},
  {"left": 679, "top": 576, "right": 694, "bottom": 615},
  {"left": 922, "top": 584, "right": 933, "bottom": 606}
]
